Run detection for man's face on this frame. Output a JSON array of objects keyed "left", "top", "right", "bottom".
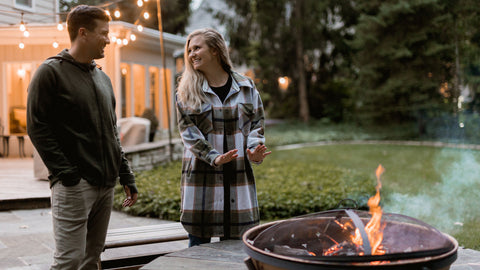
[{"left": 84, "top": 19, "right": 110, "bottom": 59}]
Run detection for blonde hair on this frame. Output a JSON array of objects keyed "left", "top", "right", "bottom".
[{"left": 177, "top": 28, "right": 233, "bottom": 109}]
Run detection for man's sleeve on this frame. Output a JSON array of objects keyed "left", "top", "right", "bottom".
[{"left": 26, "top": 64, "right": 80, "bottom": 183}]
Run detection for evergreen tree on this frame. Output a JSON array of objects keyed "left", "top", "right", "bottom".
[{"left": 350, "top": 0, "right": 454, "bottom": 126}]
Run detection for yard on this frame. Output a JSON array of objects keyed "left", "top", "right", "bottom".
[{"left": 114, "top": 121, "right": 480, "bottom": 250}]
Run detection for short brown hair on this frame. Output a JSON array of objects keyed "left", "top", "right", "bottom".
[{"left": 67, "top": 5, "right": 111, "bottom": 42}]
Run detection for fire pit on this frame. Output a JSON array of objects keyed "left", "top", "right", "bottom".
[
  {"left": 242, "top": 210, "right": 458, "bottom": 270},
  {"left": 243, "top": 165, "right": 458, "bottom": 269}
]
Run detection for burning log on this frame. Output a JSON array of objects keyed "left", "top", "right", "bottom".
[
  {"left": 273, "top": 245, "right": 314, "bottom": 256},
  {"left": 323, "top": 240, "right": 365, "bottom": 256}
]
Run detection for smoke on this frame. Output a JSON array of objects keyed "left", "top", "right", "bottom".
[{"left": 383, "top": 149, "right": 480, "bottom": 232}]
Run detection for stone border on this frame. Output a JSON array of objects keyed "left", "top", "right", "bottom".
[{"left": 275, "top": 140, "right": 480, "bottom": 151}]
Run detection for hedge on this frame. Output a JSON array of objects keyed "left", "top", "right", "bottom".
[{"left": 113, "top": 159, "right": 376, "bottom": 221}]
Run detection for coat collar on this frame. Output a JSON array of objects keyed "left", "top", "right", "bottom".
[{"left": 201, "top": 71, "right": 254, "bottom": 95}]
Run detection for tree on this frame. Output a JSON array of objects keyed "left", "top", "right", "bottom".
[
  {"left": 59, "top": 0, "right": 191, "bottom": 35},
  {"left": 216, "top": 0, "right": 358, "bottom": 122},
  {"left": 444, "top": 0, "right": 480, "bottom": 113},
  {"left": 350, "top": 0, "right": 455, "bottom": 128}
]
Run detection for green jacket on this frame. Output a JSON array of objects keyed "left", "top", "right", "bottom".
[{"left": 27, "top": 49, "right": 136, "bottom": 191}]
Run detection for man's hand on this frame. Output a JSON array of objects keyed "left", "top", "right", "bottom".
[
  {"left": 246, "top": 144, "right": 272, "bottom": 163},
  {"left": 122, "top": 185, "right": 138, "bottom": 207},
  {"left": 214, "top": 149, "right": 239, "bottom": 166}
]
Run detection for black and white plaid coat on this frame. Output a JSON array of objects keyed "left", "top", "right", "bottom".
[{"left": 176, "top": 71, "right": 266, "bottom": 238}]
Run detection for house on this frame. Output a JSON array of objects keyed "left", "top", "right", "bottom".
[{"left": 0, "top": 0, "right": 186, "bottom": 158}]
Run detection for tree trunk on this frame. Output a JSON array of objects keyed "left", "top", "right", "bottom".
[
  {"left": 294, "top": 0, "right": 309, "bottom": 122},
  {"left": 453, "top": 17, "right": 462, "bottom": 115}
]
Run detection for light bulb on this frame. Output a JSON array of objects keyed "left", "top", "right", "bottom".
[
  {"left": 137, "top": 0, "right": 143, "bottom": 7},
  {"left": 114, "top": 10, "right": 121, "bottom": 18},
  {"left": 137, "top": 25, "right": 144, "bottom": 32},
  {"left": 57, "top": 23, "right": 64, "bottom": 31},
  {"left": 130, "top": 34, "right": 136, "bottom": 41},
  {"left": 143, "top": 12, "right": 149, "bottom": 20},
  {"left": 19, "top": 42, "right": 25, "bottom": 49},
  {"left": 23, "top": 30, "right": 29, "bottom": 37},
  {"left": 19, "top": 22, "right": 26, "bottom": 32},
  {"left": 53, "top": 41, "right": 59, "bottom": 48},
  {"left": 122, "top": 39, "right": 128, "bottom": 45}
]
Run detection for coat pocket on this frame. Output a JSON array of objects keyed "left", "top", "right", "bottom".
[
  {"left": 238, "top": 103, "right": 254, "bottom": 136},
  {"left": 188, "top": 103, "right": 213, "bottom": 137}
]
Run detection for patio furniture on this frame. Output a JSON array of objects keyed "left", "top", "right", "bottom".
[{"left": 0, "top": 123, "right": 9, "bottom": 158}]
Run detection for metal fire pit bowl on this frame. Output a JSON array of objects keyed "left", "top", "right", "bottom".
[{"left": 242, "top": 210, "right": 458, "bottom": 270}]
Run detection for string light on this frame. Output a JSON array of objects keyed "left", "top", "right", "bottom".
[
  {"left": 19, "top": 12, "right": 25, "bottom": 32},
  {"left": 8, "top": 0, "right": 151, "bottom": 50}
]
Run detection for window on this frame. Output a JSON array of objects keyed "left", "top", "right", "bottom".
[
  {"left": 159, "top": 68, "right": 172, "bottom": 129},
  {"left": 133, "top": 64, "right": 146, "bottom": 117},
  {"left": 14, "top": 0, "right": 34, "bottom": 11},
  {"left": 7, "top": 63, "right": 32, "bottom": 134},
  {"left": 120, "top": 63, "right": 132, "bottom": 117}
]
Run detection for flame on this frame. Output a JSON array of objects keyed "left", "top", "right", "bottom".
[{"left": 351, "top": 164, "right": 386, "bottom": 255}]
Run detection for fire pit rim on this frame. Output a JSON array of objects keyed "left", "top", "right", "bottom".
[{"left": 242, "top": 217, "right": 458, "bottom": 269}]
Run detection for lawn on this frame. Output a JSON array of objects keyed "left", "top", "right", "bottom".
[{"left": 269, "top": 143, "right": 480, "bottom": 250}]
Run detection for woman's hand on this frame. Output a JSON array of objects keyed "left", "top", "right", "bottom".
[
  {"left": 214, "top": 149, "right": 239, "bottom": 166},
  {"left": 247, "top": 144, "right": 272, "bottom": 163}
]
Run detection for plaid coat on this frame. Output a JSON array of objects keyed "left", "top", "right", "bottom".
[{"left": 176, "top": 71, "right": 265, "bottom": 238}]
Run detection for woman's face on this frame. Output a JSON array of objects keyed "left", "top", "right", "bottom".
[{"left": 187, "top": 35, "right": 217, "bottom": 73}]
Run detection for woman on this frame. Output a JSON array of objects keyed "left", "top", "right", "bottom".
[{"left": 176, "top": 28, "right": 271, "bottom": 247}]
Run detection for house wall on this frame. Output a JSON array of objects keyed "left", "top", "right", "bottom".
[
  {"left": 0, "top": 43, "right": 68, "bottom": 158},
  {"left": 0, "top": 0, "right": 58, "bottom": 26},
  {"left": 119, "top": 44, "right": 178, "bottom": 132},
  {"left": 0, "top": 23, "right": 185, "bottom": 157}
]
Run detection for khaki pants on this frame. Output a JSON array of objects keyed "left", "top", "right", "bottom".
[{"left": 50, "top": 179, "right": 114, "bottom": 270}]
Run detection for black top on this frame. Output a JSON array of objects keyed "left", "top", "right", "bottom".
[{"left": 210, "top": 75, "right": 232, "bottom": 103}]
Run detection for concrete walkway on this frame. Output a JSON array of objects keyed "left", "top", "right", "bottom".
[{"left": 0, "top": 158, "right": 188, "bottom": 269}]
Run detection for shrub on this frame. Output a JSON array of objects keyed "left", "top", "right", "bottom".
[{"left": 113, "top": 159, "right": 376, "bottom": 221}]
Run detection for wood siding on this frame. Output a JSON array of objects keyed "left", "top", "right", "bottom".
[{"left": 0, "top": 0, "right": 58, "bottom": 26}]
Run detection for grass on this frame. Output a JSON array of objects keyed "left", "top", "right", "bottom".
[{"left": 270, "top": 143, "right": 480, "bottom": 250}]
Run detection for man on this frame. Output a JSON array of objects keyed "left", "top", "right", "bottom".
[{"left": 27, "top": 5, "right": 138, "bottom": 269}]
